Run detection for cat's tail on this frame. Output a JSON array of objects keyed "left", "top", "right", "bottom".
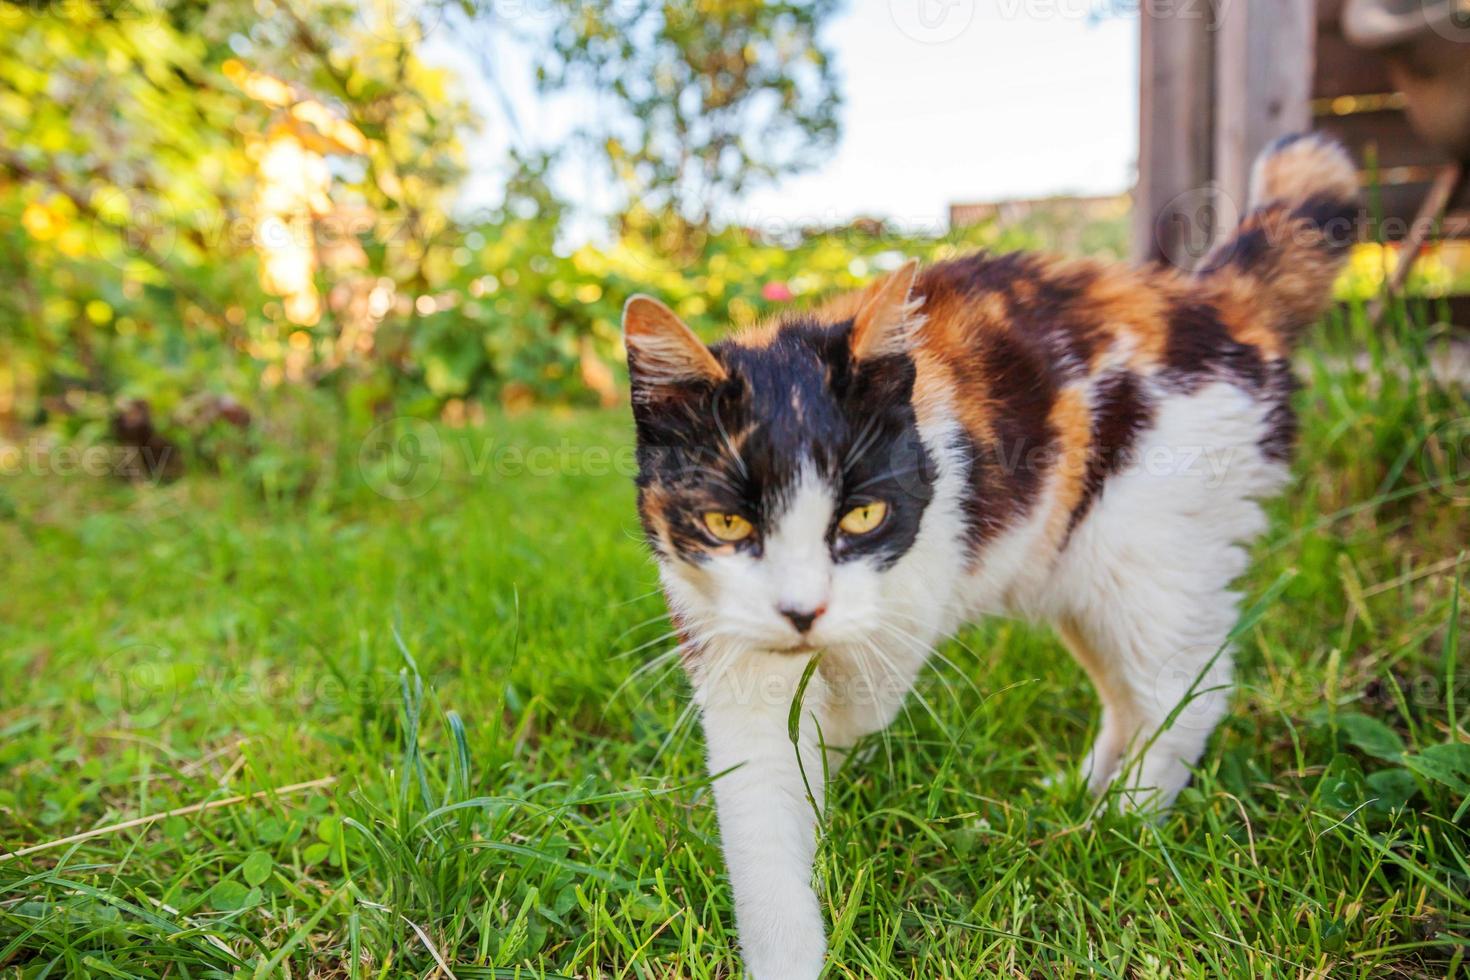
[{"left": 1197, "top": 133, "right": 1359, "bottom": 341}]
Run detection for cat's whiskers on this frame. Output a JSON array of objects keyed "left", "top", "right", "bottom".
[
  {"left": 863, "top": 631, "right": 957, "bottom": 744},
  {"left": 877, "top": 612, "right": 988, "bottom": 704},
  {"left": 842, "top": 413, "right": 884, "bottom": 471},
  {"left": 612, "top": 612, "right": 673, "bottom": 644},
  {"left": 652, "top": 699, "right": 700, "bottom": 767},
  {"left": 874, "top": 618, "right": 984, "bottom": 718},
  {"left": 614, "top": 588, "right": 665, "bottom": 608},
  {"left": 684, "top": 631, "right": 744, "bottom": 693},
  {"left": 611, "top": 609, "right": 727, "bottom": 711},
  {"left": 853, "top": 636, "right": 931, "bottom": 755},
  {"left": 869, "top": 621, "right": 952, "bottom": 700},
  {"left": 607, "top": 646, "right": 686, "bottom": 710},
  {"left": 845, "top": 636, "right": 900, "bottom": 777},
  {"left": 645, "top": 621, "right": 748, "bottom": 769},
  {"left": 885, "top": 606, "right": 983, "bottom": 664},
  {"left": 615, "top": 628, "right": 685, "bottom": 661}
]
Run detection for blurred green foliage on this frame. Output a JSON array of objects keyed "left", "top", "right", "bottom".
[
  {"left": 0, "top": 0, "right": 1137, "bottom": 476},
  {"left": 0, "top": 0, "right": 864, "bottom": 449},
  {"left": 0, "top": 0, "right": 471, "bottom": 440}
]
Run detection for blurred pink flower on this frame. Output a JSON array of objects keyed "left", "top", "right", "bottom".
[{"left": 761, "top": 281, "right": 793, "bottom": 302}]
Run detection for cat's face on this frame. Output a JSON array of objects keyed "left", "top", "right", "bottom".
[{"left": 624, "top": 263, "right": 941, "bottom": 658}]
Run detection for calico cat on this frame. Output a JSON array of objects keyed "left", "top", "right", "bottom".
[{"left": 620, "top": 134, "right": 1358, "bottom": 978}]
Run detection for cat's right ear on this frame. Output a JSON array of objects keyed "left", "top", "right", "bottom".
[
  {"left": 622, "top": 295, "right": 727, "bottom": 399},
  {"left": 851, "top": 258, "right": 923, "bottom": 361}
]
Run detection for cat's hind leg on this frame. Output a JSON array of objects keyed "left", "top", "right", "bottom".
[
  {"left": 1054, "top": 619, "right": 1140, "bottom": 795},
  {"left": 1054, "top": 598, "right": 1237, "bottom": 809},
  {"left": 1045, "top": 383, "right": 1285, "bottom": 808}
]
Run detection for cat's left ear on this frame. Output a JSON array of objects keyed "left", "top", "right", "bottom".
[{"left": 851, "top": 258, "right": 923, "bottom": 361}]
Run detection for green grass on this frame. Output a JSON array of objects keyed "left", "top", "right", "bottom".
[{"left": 2, "top": 300, "right": 1469, "bottom": 978}]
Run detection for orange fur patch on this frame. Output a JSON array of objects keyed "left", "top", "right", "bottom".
[
  {"left": 1041, "top": 384, "right": 1093, "bottom": 550},
  {"left": 727, "top": 319, "right": 784, "bottom": 349},
  {"left": 1079, "top": 264, "right": 1174, "bottom": 370}
]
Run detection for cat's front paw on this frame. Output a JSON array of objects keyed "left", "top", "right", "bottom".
[
  {"left": 744, "top": 942, "right": 825, "bottom": 980},
  {"left": 739, "top": 904, "right": 826, "bottom": 980}
]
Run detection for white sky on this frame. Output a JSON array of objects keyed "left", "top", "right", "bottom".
[
  {"left": 427, "top": 1, "right": 1140, "bottom": 235},
  {"left": 735, "top": 2, "right": 1139, "bottom": 230}
]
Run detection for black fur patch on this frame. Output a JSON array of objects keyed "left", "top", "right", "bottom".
[
  {"left": 1257, "top": 359, "right": 1300, "bottom": 462},
  {"left": 1066, "top": 370, "right": 1153, "bottom": 538},
  {"left": 1291, "top": 193, "right": 1359, "bottom": 256},
  {"left": 1159, "top": 299, "right": 1300, "bottom": 465},
  {"left": 1162, "top": 300, "right": 1267, "bottom": 390},
  {"left": 1197, "top": 222, "right": 1270, "bottom": 276},
  {"left": 953, "top": 329, "right": 1058, "bottom": 551}
]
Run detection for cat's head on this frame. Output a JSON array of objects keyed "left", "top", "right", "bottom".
[{"left": 623, "top": 261, "right": 943, "bottom": 658}]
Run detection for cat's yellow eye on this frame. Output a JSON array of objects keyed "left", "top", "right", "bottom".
[
  {"left": 703, "top": 512, "right": 754, "bottom": 543},
  {"left": 839, "top": 501, "right": 888, "bottom": 535}
]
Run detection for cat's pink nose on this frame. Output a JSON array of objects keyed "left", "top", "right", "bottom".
[{"left": 779, "top": 604, "right": 826, "bottom": 634}]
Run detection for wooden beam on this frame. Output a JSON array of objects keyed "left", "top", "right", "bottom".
[
  {"left": 1214, "top": 0, "right": 1317, "bottom": 214},
  {"left": 1132, "top": 2, "right": 1217, "bottom": 267},
  {"left": 1314, "top": 107, "right": 1448, "bottom": 171},
  {"left": 1313, "top": 30, "right": 1395, "bottom": 99}
]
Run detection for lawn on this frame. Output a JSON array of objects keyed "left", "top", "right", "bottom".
[{"left": 2, "top": 302, "right": 1470, "bottom": 978}]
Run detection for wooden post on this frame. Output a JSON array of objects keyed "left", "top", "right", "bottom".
[
  {"left": 1132, "top": 0, "right": 1218, "bottom": 268},
  {"left": 1213, "top": 0, "right": 1316, "bottom": 214}
]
